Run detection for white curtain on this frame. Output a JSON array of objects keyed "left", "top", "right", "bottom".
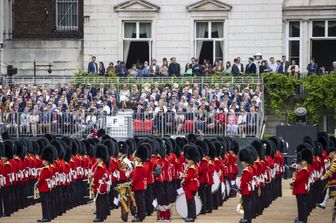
[
  {"left": 196, "top": 22, "right": 207, "bottom": 59},
  {"left": 211, "top": 22, "right": 223, "bottom": 38},
  {"left": 139, "top": 23, "right": 151, "bottom": 38},
  {"left": 123, "top": 23, "right": 136, "bottom": 63}
]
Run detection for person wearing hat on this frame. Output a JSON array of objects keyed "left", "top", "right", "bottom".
[
  {"left": 130, "top": 143, "right": 149, "bottom": 222},
  {"left": 182, "top": 145, "right": 200, "bottom": 222},
  {"left": 238, "top": 148, "right": 254, "bottom": 223},
  {"left": 37, "top": 145, "right": 56, "bottom": 222},
  {"left": 290, "top": 145, "right": 313, "bottom": 223},
  {"left": 91, "top": 144, "right": 110, "bottom": 222},
  {"left": 318, "top": 146, "right": 336, "bottom": 209},
  {"left": 225, "top": 139, "right": 239, "bottom": 197},
  {"left": 1, "top": 141, "right": 16, "bottom": 216}
]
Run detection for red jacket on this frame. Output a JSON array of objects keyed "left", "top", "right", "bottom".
[
  {"left": 3, "top": 161, "right": 14, "bottom": 186},
  {"left": 109, "top": 157, "right": 119, "bottom": 183},
  {"left": 274, "top": 151, "right": 284, "bottom": 176},
  {"left": 130, "top": 163, "right": 147, "bottom": 191},
  {"left": 240, "top": 167, "right": 253, "bottom": 195},
  {"left": 226, "top": 152, "right": 238, "bottom": 180},
  {"left": 93, "top": 162, "right": 108, "bottom": 193},
  {"left": 292, "top": 167, "right": 310, "bottom": 195},
  {"left": 37, "top": 165, "right": 52, "bottom": 192},
  {"left": 183, "top": 163, "right": 199, "bottom": 200},
  {"left": 145, "top": 159, "right": 154, "bottom": 185},
  {"left": 199, "top": 158, "right": 209, "bottom": 185},
  {"left": 207, "top": 160, "right": 215, "bottom": 185}
]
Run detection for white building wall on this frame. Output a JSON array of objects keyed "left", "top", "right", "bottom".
[{"left": 84, "top": 0, "right": 284, "bottom": 69}]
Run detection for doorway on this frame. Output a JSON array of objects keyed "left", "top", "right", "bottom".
[
  {"left": 199, "top": 41, "right": 213, "bottom": 65},
  {"left": 311, "top": 40, "right": 336, "bottom": 69},
  {"left": 125, "top": 41, "right": 149, "bottom": 69}
]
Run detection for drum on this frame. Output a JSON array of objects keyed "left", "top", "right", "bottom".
[
  {"left": 175, "top": 192, "right": 202, "bottom": 219},
  {"left": 211, "top": 171, "right": 220, "bottom": 193}
]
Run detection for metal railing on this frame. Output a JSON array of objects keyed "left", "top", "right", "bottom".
[
  {"left": 0, "top": 112, "right": 106, "bottom": 138},
  {"left": 2, "top": 75, "right": 263, "bottom": 89},
  {"left": 131, "top": 111, "right": 262, "bottom": 138}
]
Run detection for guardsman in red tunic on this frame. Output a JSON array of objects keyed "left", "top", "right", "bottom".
[
  {"left": 1, "top": 141, "right": 15, "bottom": 216},
  {"left": 290, "top": 145, "right": 313, "bottom": 223},
  {"left": 226, "top": 139, "right": 239, "bottom": 197},
  {"left": 130, "top": 143, "right": 149, "bottom": 222},
  {"left": 144, "top": 140, "right": 155, "bottom": 217},
  {"left": 91, "top": 144, "right": 110, "bottom": 222},
  {"left": 182, "top": 144, "right": 200, "bottom": 222},
  {"left": 195, "top": 140, "right": 209, "bottom": 215},
  {"left": 37, "top": 145, "right": 56, "bottom": 222},
  {"left": 251, "top": 139, "right": 266, "bottom": 216},
  {"left": 238, "top": 148, "right": 253, "bottom": 223},
  {"left": 206, "top": 141, "right": 216, "bottom": 213}
]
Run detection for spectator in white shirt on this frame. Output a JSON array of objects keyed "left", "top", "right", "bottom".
[{"left": 268, "top": 57, "right": 277, "bottom": 73}]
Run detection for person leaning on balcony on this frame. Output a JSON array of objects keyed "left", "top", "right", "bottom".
[
  {"left": 88, "top": 56, "right": 98, "bottom": 74},
  {"left": 106, "top": 62, "right": 116, "bottom": 77},
  {"left": 287, "top": 60, "right": 300, "bottom": 76}
]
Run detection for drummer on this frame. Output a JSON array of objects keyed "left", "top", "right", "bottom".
[{"left": 182, "top": 144, "right": 201, "bottom": 222}]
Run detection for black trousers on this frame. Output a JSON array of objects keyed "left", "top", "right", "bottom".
[
  {"left": 206, "top": 185, "right": 213, "bottom": 213},
  {"left": 3, "top": 186, "right": 14, "bottom": 216},
  {"left": 134, "top": 190, "right": 146, "bottom": 221},
  {"left": 198, "top": 184, "right": 207, "bottom": 213},
  {"left": 187, "top": 193, "right": 196, "bottom": 220},
  {"left": 242, "top": 195, "right": 252, "bottom": 223},
  {"left": 157, "top": 182, "right": 168, "bottom": 206},
  {"left": 96, "top": 193, "right": 109, "bottom": 221},
  {"left": 145, "top": 184, "right": 154, "bottom": 216},
  {"left": 296, "top": 194, "right": 308, "bottom": 223},
  {"left": 40, "top": 191, "right": 52, "bottom": 220},
  {"left": 212, "top": 189, "right": 219, "bottom": 210}
]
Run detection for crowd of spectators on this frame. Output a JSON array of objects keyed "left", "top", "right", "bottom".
[
  {"left": 0, "top": 79, "right": 262, "bottom": 137},
  {"left": 88, "top": 55, "right": 336, "bottom": 77}
]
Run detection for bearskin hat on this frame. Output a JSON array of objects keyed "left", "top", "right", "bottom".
[
  {"left": 64, "top": 146, "right": 72, "bottom": 162},
  {"left": 296, "top": 143, "right": 313, "bottom": 155},
  {"left": 314, "top": 140, "right": 322, "bottom": 157},
  {"left": 231, "top": 140, "right": 239, "bottom": 155},
  {"left": 246, "top": 146, "right": 257, "bottom": 163},
  {"left": 103, "top": 139, "right": 116, "bottom": 157},
  {"left": 0, "top": 142, "right": 3, "bottom": 157},
  {"left": 118, "top": 141, "right": 129, "bottom": 156},
  {"left": 97, "top": 129, "right": 106, "bottom": 138},
  {"left": 3, "top": 140, "right": 14, "bottom": 159},
  {"left": 44, "top": 134, "right": 55, "bottom": 142},
  {"left": 94, "top": 143, "right": 109, "bottom": 162},
  {"left": 330, "top": 136, "right": 336, "bottom": 148},
  {"left": 135, "top": 143, "right": 150, "bottom": 162},
  {"left": 207, "top": 141, "right": 217, "bottom": 159},
  {"left": 213, "top": 141, "right": 222, "bottom": 157},
  {"left": 269, "top": 136, "right": 281, "bottom": 151},
  {"left": 1, "top": 132, "right": 10, "bottom": 141},
  {"left": 318, "top": 135, "right": 329, "bottom": 149},
  {"left": 176, "top": 137, "right": 185, "bottom": 150},
  {"left": 239, "top": 148, "right": 253, "bottom": 165},
  {"left": 50, "top": 140, "right": 64, "bottom": 159},
  {"left": 303, "top": 136, "right": 314, "bottom": 148},
  {"left": 327, "top": 146, "right": 336, "bottom": 154},
  {"left": 251, "top": 139, "right": 264, "bottom": 160},
  {"left": 168, "top": 138, "right": 176, "bottom": 154},
  {"left": 195, "top": 139, "right": 209, "bottom": 157},
  {"left": 41, "top": 145, "right": 56, "bottom": 164},
  {"left": 101, "top": 134, "right": 111, "bottom": 141},
  {"left": 184, "top": 144, "right": 201, "bottom": 163},
  {"left": 186, "top": 133, "right": 198, "bottom": 144},
  {"left": 126, "top": 138, "right": 136, "bottom": 154},
  {"left": 14, "top": 140, "right": 27, "bottom": 160},
  {"left": 261, "top": 139, "right": 275, "bottom": 158},
  {"left": 299, "top": 148, "right": 313, "bottom": 164},
  {"left": 164, "top": 138, "right": 173, "bottom": 154}
]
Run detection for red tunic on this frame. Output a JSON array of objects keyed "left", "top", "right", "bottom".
[
  {"left": 226, "top": 152, "right": 238, "bottom": 180},
  {"left": 130, "top": 163, "right": 147, "bottom": 191},
  {"left": 93, "top": 162, "right": 108, "bottom": 193},
  {"left": 199, "top": 158, "right": 209, "bottom": 185},
  {"left": 292, "top": 167, "right": 310, "bottom": 195},
  {"left": 183, "top": 163, "right": 199, "bottom": 200},
  {"left": 240, "top": 167, "right": 253, "bottom": 195},
  {"left": 37, "top": 165, "right": 52, "bottom": 192},
  {"left": 275, "top": 151, "right": 284, "bottom": 176},
  {"left": 3, "top": 161, "right": 14, "bottom": 186},
  {"left": 207, "top": 160, "right": 215, "bottom": 186},
  {"left": 145, "top": 159, "right": 154, "bottom": 185}
]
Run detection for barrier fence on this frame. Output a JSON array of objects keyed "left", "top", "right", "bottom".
[
  {"left": 0, "top": 111, "right": 262, "bottom": 138},
  {"left": 131, "top": 111, "right": 262, "bottom": 138}
]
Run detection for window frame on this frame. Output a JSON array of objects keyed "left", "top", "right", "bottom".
[
  {"left": 123, "top": 21, "right": 152, "bottom": 40},
  {"left": 194, "top": 21, "right": 225, "bottom": 63},
  {"left": 55, "top": 0, "right": 79, "bottom": 31},
  {"left": 310, "top": 20, "right": 336, "bottom": 39},
  {"left": 286, "top": 20, "right": 302, "bottom": 66}
]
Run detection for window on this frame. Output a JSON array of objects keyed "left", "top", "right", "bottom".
[
  {"left": 311, "top": 20, "right": 336, "bottom": 37},
  {"left": 287, "top": 21, "right": 301, "bottom": 66},
  {"left": 328, "top": 21, "right": 336, "bottom": 37},
  {"left": 195, "top": 21, "right": 224, "bottom": 64},
  {"left": 289, "top": 21, "right": 300, "bottom": 37},
  {"left": 56, "top": 0, "right": 79, "bottom": 31},
  {"left": 124, "top": 22, "right": 152, "bottom": 39},
  {"left": 312, "top": 21, "right": 325, "bottom": 37}
]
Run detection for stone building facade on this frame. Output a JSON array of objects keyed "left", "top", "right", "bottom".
[{"left": 0, "top": 0, "right": 335, "bottom": 76}]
